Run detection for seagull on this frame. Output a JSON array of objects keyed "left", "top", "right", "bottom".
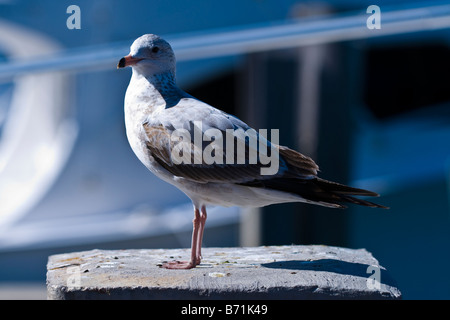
[{"left": 118, "top": 34, "right": 387, "bottom": 269}]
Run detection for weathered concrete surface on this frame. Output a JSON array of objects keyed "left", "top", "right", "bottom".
[{"left": 46, "top": 245, "right": 401, "bottom": 300}]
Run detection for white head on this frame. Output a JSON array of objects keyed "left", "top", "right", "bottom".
[{"left": 117, "top": 34, "right": 176, "bottom": 77}]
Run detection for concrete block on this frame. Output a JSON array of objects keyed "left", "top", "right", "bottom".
[{"left": 46, "top": 245, "right": 401, "bottom": 299}]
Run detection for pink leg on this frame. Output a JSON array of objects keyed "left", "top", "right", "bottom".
[
  {"left": 195, "top": 206, "right": 207, "bottom": 265},
  {"left": 162, "top": 207, "right": 201, "bottom": 269}
]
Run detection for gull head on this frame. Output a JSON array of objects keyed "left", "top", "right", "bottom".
[{"left": 117, "top": 34, "right": 176, "bottom": 77}]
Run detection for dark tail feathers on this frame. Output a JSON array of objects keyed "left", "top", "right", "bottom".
[
  {"left": 240, "top": 177, "right": 388, "bottom": 209},
  {"left": 311, "top": 178, "right": 389, "bottom": 209}
]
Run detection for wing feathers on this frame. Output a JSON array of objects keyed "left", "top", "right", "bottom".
[
  {"left": 143, "top": 121, "right": 268, "bottom": 184},
  {"left": 278, "top": 145, "right": 319, "bottom": 176}
]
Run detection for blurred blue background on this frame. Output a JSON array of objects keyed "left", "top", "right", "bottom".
[{"left": 0, "top": 0, "right": 449, "bottom": 299}]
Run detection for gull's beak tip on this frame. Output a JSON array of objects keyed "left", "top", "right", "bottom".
[
  {"left": 117, "top": 57, "right": 126, "bottom": 69},
  {"left": 117, "top": 54, "right": 143, "bottom": 69}
]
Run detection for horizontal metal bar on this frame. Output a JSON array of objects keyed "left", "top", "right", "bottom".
[{"left": 0, "top": 3, "right": 450, "bottom": 81}]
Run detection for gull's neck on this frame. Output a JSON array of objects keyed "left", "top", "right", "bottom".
[
  {"left": 129, "top": 70, "right": 187, "bottom": 111},
  {"left": 124, "top": 69, "right": 191, "bottom": 140}
]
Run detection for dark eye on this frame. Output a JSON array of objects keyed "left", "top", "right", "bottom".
[{"left": 152, "top": 46, "right": 159, "bottom": 53}]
